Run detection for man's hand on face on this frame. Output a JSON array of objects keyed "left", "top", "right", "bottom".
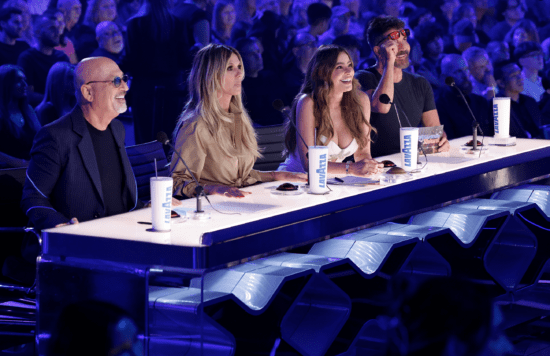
[{"left": 379, "top": 40, "right": 398, "bottom": 68}]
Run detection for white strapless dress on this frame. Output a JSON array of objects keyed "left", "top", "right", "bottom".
[{"left": 277, "top": 136, "right": 359, "bottom": 173}]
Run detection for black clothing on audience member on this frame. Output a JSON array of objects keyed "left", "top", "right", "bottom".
[
  {"left": 436, "top": 86, "right": 493, "bottom": 139},
  {"left": 0, "top": 108, "right": 41, "bottom": 162},
  {"left": 20, "top": 106, "right": 141, "bottom": 230},
  {"left": 85, "top": 120, "right": 126, "bottom": 217},
  {"left": 90, "top": 47, "right": 123, "bottom": 64},
  {"left": 124, "top": 14, "right": 192, "bottom": 144},
  {"left": 17, "top": 48, "right": 69, "bottom": 95},
  {"left": 172, "top": 1, "right": 207, "bottom": 47},
  {"left": 510, "top": 94, "right": 543, "bottom": 138},
  {"left": 355, "top": 67, "right": 436, "bottom": 157},
  {"left": 282, "top": 58, "right": 306, "bottom": 106},
  {"left": 70, "top": 24, "right": 98, "bottom": 61},
  {"left": 242, "top": 71, "right": 284, "bottom": 126},
  {"left": 250, "top": 11, "right": 284, "bottom": 75},
  {"left": 0, "top": 41, "right": 30, "bottom": 66}
]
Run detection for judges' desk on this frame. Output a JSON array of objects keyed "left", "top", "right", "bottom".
[{"left": 37, "top": 137, "right": 550, "bottom": 354}]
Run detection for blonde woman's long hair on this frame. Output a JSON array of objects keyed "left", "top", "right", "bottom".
[
  {"left": 174, "top": 44, "right": 261, "bottom": 159},
  {"left": 284, "top": 45, "right": 376, "bottom": 156}
]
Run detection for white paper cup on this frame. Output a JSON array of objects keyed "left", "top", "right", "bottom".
[
  {"left": 400, "top": 128, "right": 419, "bottom": 172},
  {"left": 493, "top": 97, "right": 511, "bottom": 138},
  {"left": 308, "top": 146, "right": 329, "bottom": 194},
  {"left": 150, "top": 177, "right": 173, "bottom": 232}
]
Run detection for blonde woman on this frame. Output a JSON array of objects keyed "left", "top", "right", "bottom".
[
  {"left": 171, "top": 44, "right": 306, "bottom": 198},
  {"left": 279, "top": 45, "right": 383, "bottom": 176}
]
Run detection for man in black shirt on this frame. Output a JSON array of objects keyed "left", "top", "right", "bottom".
[
  {"left": 355, "top": 15, "right": 449, "bottom": 158},
  {"left": 21, "top": 57, "right": 153, "bottom": 230},
  {"left": 0, "top": 7, "right": 30, "bottom": 66},
  {"left": 17, "top": 11, "right": 70, "bottom": 105}
]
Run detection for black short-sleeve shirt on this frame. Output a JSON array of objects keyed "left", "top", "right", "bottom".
[{"left": 355, "top": 67, "right": 436, "bottom": 157}]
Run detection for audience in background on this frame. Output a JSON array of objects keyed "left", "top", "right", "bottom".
[
  {"left": 0, "top": 65, "right": 41, "bottom": 169},
  {"left": 35, "top": 62, "right": 75, "bottom": 126},
  {"left": 75, "top": 0, "right": 119, "bottom": 60},
  {"left": 341, "top": 0, "right": 363, "bottom": 39},
  {"left": 494, "top": 60, "right": 544, "bottom": 138},
  {"left": 333, "top": 34, "right": 362, "bottom": 70},
  {"left": 504, "top": 18, "right": 540, "bottom": 55},
  {"left": 462, "top": 46, "right": 496, "bottom": 99},
  {"left": 236, "top": 37, "right": 284, "bottom": 126},
  {"left": 415, "top": 21, "right": 445, "bottom": 83},
  {"left": 211, "top": 0, "right": 236, "bottom": 45},
  {"left": 448, "top": 19, "right": 477, "bottom": 54},
  {"left": 515, "top": 41, "right": 545, "bottom": 102},
  {"left": 53, "top": 8, "right": 78, "bottom": 64},
  {"left": 436, "top": 54, "right": 492, "bottom": 139},
  {"left": 489, "top": 0, "right": 526, "bottom": 41},
  {"left": 91, "top": 21, "right": 124, "bottom": 63},
  {"left": 124, "top": 0, "right": 192, "bottom": 144},
  {"left": 282, "top": 32, "right": 317, "bottom": 106},
  {"left": 172, "top": 0, "right": 210, "bottom": 48},
  {"left": 319, "top": 6, "right": 352, "bottom": 45},
  {"left": 297, "top": 3, "right": 332, "bottom": 43},
  {"left": 0, "top": 0, "right": 548, "bottom": 153},
  {"left": 2, "top": 0, "right": 33, "bottom": 46},
  {"left": 486, "top": 40, "right": 510, "bottom": 64},
  {"left": 17, "top": 11, "right": 70, "bottom": 106},
  {"left": 56, "top": 0, "right": 82, "bottom": 41},
  {"left": 117, "top": 0, "right": 142, "bottom": 24},
  {"left": 235, "top": 0, "right": 256, "bottom": 26},
  {"left": 0, "top": 7, "right": 29, "bottom": 66}
]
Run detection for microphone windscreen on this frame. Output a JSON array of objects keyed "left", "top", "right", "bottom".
[
  {"left": 445, "top": 76, "right": 455, "bottom": 86},
  {"left": 156, "top": 131, "right": 170, "bottom": 145},
  {"left": 379, "top": 94, "right": 391, "bottom": 104},
  {"left": 272, "top": 99, "right": 285, "bottom": 112}
]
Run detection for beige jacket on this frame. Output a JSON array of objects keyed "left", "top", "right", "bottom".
[{"left": 170, "top": 106, "right": 262, "bottom": 197}]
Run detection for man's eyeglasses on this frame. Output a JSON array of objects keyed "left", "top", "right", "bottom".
[
  {"left": 85, "top": 74, "right": 129, "bottom": 88},
  {"left": 376, "top": 29, "right": 410, "bottom": 47}
]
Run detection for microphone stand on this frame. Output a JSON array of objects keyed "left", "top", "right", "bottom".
[
  {"left": 159, "top": 134, "right": 210, "bottom": 220},
  {"left": 446, "top": 78, "right": 484, "bottom": 155}
]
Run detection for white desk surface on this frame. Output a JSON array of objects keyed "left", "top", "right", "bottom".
[{"left": 43, "top": 137, "right": 550, "bottom": 249}]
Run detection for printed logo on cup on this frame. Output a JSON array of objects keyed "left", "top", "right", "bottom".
[
  {"left": 402, "top": 134, "right": 412, "bottom": 168},
  {"left": 163, "top": 186, "right": 171, "bottom": 224},
  {"left": 316, "top": 153, "right": 327, "bottom": 188},
  {"left": 493, "top": 104, "right": 499, "bottom": 134}
]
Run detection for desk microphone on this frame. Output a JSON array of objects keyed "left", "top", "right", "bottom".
[
  {"left": 445, "top": 76, "right": 484, "bottom": 152},
  {"left": 156, "top": 131, "right": 209, "bottom": 219}
]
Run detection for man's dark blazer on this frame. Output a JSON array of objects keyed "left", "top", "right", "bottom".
[{"left": 21, "top": 106, "right": 141, "bottom": 230}]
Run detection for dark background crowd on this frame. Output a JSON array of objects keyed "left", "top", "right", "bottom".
[{"left": 2, "top": 0, "right": 550, "bottom": 169}]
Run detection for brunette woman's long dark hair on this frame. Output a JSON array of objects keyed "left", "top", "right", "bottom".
[{"left": 283, "top": 45, "right": 375, "bottom": 156}]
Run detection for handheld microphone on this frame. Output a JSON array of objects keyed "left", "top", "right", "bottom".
[
  {"left": 445, "top": 76, "right": 484, "bottom": 152},
  {"left": 156, "top": 131, "right": 209, "bottom": 218}
]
